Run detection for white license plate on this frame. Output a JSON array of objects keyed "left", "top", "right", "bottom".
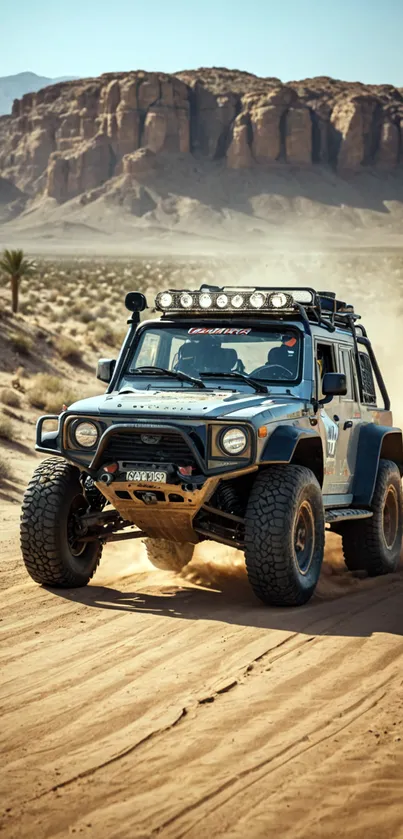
[{"left": 126, "top": 470, "right": 167, "bottom": 483}]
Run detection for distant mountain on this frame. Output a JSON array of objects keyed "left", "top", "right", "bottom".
[{"left": 0, "top": 72, "right": 77, "bottom": 115}]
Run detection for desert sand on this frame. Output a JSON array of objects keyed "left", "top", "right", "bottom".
[{"left": 1, "top": 499, "right": 403, "bottom": 839}]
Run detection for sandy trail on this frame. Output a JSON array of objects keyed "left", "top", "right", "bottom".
[{"left": 1, "top": 512, "right": 403, "bottom": 839}]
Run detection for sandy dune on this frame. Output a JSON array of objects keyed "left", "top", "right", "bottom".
[{"left": 1, "top": 510, "right": 403, "bottom": 839}]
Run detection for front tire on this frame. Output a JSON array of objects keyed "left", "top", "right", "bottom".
[
  {"left": 20, "top": 458, "right": 102, "bottom": 587},
  {"left": 341, "top": 459, "right": 402, "bottom": 576},
  {"left": 244, "top": 465, "right": 325, "bottom": 607},
  {"left": 144, "top": 539, "right": 194, "bottom": 572}
]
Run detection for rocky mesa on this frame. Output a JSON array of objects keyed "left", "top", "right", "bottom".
[{"left": 0, "top": 67, "right": 402, "bottom": 226}]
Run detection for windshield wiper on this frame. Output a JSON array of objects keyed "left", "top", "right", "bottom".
[
  {"left": 201, "top": 372, "right": 269, "bottom": 394},
  {"left": 128, "top": 366, "right": 206, "bottom": 389}
]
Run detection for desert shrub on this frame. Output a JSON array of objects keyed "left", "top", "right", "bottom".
[
  {"left": 93, "top": 323, "right": 126, "bottom": 348},
  {"left": 9, "top": 332, "right": 33, "bottom": 355},
  {"left": 27, "top": 374, "right": 79, "bottom": 413},
  {"left": 0, "top": 456, "right": 11, "bottom": 482},
  {"left": 58, "top": 337, "right": 83, "bottom": 364},
  {"left": 43, "top": 391, "right": 78, "bottom": 413},
  {"left": 78, "top": 309, "right": 96, "bottom": 324},
  {"left": 0, "top": 389, "right": 21, "bottom": 408},
  {"left": 0, "top": 416, "right": 14, "bottom": 441}
]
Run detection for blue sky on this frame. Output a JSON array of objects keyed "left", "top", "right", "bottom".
[{"left": 2, "top": 0, "right": 402, "bottom": 85}]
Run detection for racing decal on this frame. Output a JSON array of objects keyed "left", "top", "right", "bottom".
[
  {"left": 320, "top": 409, "right": 339, "bottom": 458},
  {"left": 188, "top": 327, "right": 251, "bottom": 336}
]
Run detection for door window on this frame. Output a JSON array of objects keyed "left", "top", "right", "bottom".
[
  {"left": 315, "top": 342, "right": 335, "bottom": 400},
  {"left": 358, "top": 350, "right": 377, "bottom": 405},
  {"left": 339, "top": 348, "right": 354, "bottom": 400}
]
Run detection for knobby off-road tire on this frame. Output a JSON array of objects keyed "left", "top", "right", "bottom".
[
  {"left": 244, "top": 465, "right": 325, "bottom": 607},
  {"left": 20, "top": 458, "right": 102, "bottom": 587},
  {"left": 144, "top": 539, "right": 194, "bottom": 572},
  {"left": 341, "top": 459, "right": 402, "bottom": 576}
]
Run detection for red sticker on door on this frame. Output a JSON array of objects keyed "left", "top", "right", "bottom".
[{"left": 188, "top": 327, "right": 251, "bottom": 336}]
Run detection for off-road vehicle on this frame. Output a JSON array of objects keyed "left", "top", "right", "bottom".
[{"left": 21, "top": 285, "right": 403, "bottom": 607}]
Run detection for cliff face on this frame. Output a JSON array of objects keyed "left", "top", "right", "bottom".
[{"left": 0, "top": 67, "right": 402, "bottom": 205}]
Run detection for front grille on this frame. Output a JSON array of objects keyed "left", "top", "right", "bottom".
[{"left": 100, "top": 431, "right": 201, "bottom": 469}]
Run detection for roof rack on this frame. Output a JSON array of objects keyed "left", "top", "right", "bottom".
[
  {"left": 155, "top": 284, "right": 361, "bottom": 334},
  {"left": 198, "top": 284, "right": 361, "bottom": 333}
]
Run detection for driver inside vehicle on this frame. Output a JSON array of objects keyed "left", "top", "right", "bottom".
[{"left": 266, "top": 333, "right": 299, "bottom": 378}]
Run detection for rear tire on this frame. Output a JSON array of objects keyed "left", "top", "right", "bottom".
[
  {"left": 341, "top": 459, "right": 402, "bottom": 576},
  {"left": 20, "top": 458, "right": 102, "bottom": 587},
  {"left": 244, "top": 465, "right": 325, "bottom": 607},
  {"left": 144, "top": 539, "right": 194, "bottom": 572}
]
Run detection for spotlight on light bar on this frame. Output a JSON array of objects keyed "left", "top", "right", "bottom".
[
  {"left": 269, "top": 292, "right": 289, "bottom": 309},
  {"left": 249, "top": 292, "right": 266, "bottom": 309},
  {"left": 199, "top": 292, "right": 213, "bottom": 309}
]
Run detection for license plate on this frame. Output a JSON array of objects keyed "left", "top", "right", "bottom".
[{"left": 126, "top": 470, "right": 167, "bottom": 483}]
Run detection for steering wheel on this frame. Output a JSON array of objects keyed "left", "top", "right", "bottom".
[{"left": 250, "top": 363, "right": 294, "bottom": 380}]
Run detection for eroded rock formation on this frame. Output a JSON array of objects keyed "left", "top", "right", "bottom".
[{"left": 0, "top": 68, "right": 402, "bottom": 204}]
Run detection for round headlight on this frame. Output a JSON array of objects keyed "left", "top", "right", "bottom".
[
  {"left": 270, "top": 292, "right": 288, "bottom": 309},
  {"left": 180, "top": 293, "right": 193, "bottom": 309},
  {"left": 231, "top": 294, "right": 244, "bottom": 309},
  {"left": 74, "top": 421, "right": 99, "bottom": 449},
  {"left": 220, "top": 427, "right": 248, "bottom": 456},
  {"left": 250, "top": 292, "right": 266, "bottom": 309},
  {"left": 158, "top": 292, "right": 173, "bottom": 309},
  {"left": 199, "top": 292, "right": 212, "bottom": 309},
  {"left": 216, "top": 294, "right": 228, "bottom": 308}
]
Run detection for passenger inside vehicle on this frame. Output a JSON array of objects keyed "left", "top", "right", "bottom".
[{"left": 175, "top": 341, "right": 239, "bottom": 377}]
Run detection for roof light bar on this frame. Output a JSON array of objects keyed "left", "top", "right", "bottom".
[{"left": 155, "top": 289, "right": 295, "bottom": 313}]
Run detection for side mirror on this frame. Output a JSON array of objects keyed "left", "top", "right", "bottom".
[
  {"left": 322, "top": 372, "right": 347, "bottom": 397},
  {"left": 97, "top": 358, "right": 116, "bottom": 384}
]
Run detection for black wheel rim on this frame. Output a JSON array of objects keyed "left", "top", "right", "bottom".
[
  {"left": 383, "top": 485, "right": 399, "bottom": 550},
  {"left": 293, "top": 500, "right": 315, "bottom": 575},
  {"left": 67, "top": 495, "right": 88, "bottom": 558}
]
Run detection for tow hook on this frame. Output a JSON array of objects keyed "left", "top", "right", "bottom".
[
  {"left": 142, "top": 493, "right": 158, "bottom": 505},
  {"left": 181, "top": 476, "right": 205, "bottom": 492},
  {"left": 99, "top": 472, "right": 114, "bottom": 486},
  {"left": 98, "top": 463, "right": 119, "bottom": 486}
]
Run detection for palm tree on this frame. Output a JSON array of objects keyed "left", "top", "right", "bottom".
[{"left": 0, "top": 249, "right": 36, "bottom": 314}]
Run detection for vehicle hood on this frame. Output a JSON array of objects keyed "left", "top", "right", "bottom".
[{"left": 68, "top": 388, "right": 307, "bottom": 424}]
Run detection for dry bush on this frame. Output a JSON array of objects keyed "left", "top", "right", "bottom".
[
  {"left": 58, "top": 336, "right": 83, "bottom": 364},
  {"left": 0, "top": 456, "right": 11, "bottom": 482},
  {"left": 78, "top": 310, "right": 96, "bottom": 324},
  {"left": 0, "top": 416, "right": 14, "bottom": 441},
  {"left": 10, "top": 332, "right": 33, "bottom": 355},
  {"left": 28, "top": 374, "right": 79, "bottom": 413},
  {"left": 0, "top": 389, "right": 21, "bottom": 408},
  {"left": 93, "top": 323, "right": 126, "bottom": 348}
]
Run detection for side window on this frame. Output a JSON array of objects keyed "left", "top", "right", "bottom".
[
  {"left": 359, "top": 350, "right": 377, "bottom": 405},
  {"left": 315, "top": 342, "right": 335, "bottom": 399},
  {"left": 169, "top": 337, "right": 183, "bottom": 369},
  {"left": 339, "top": 348, "right": 354, "bottom": 400},
  {"left": 134, "top": 333, "right": 160, "bottom": 368}
]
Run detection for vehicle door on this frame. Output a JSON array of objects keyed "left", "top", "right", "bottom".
[
  {"left": 315, "top": 339, "right": 346, "bottom": 496},
  {"left": 333, "top": 343, "right": 361, "bottom": 494}
]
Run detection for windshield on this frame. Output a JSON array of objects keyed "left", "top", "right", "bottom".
[{"left": 124, "top": 325, "right": 301, "bottom": 383}]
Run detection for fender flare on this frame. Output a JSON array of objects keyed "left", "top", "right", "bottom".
[
  {"left": 352, "top": 424, "right": 403, "bottom": 506},
  {"left": 261, "top": 425, "right": 320, "bottom": 464}
]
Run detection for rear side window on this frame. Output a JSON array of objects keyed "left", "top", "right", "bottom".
[
  {"left": 339, "top": 348, "right": 354, "bottom": 400},
  {"left": 359, "top": 351, "right": 377, "bottom": 405}
]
